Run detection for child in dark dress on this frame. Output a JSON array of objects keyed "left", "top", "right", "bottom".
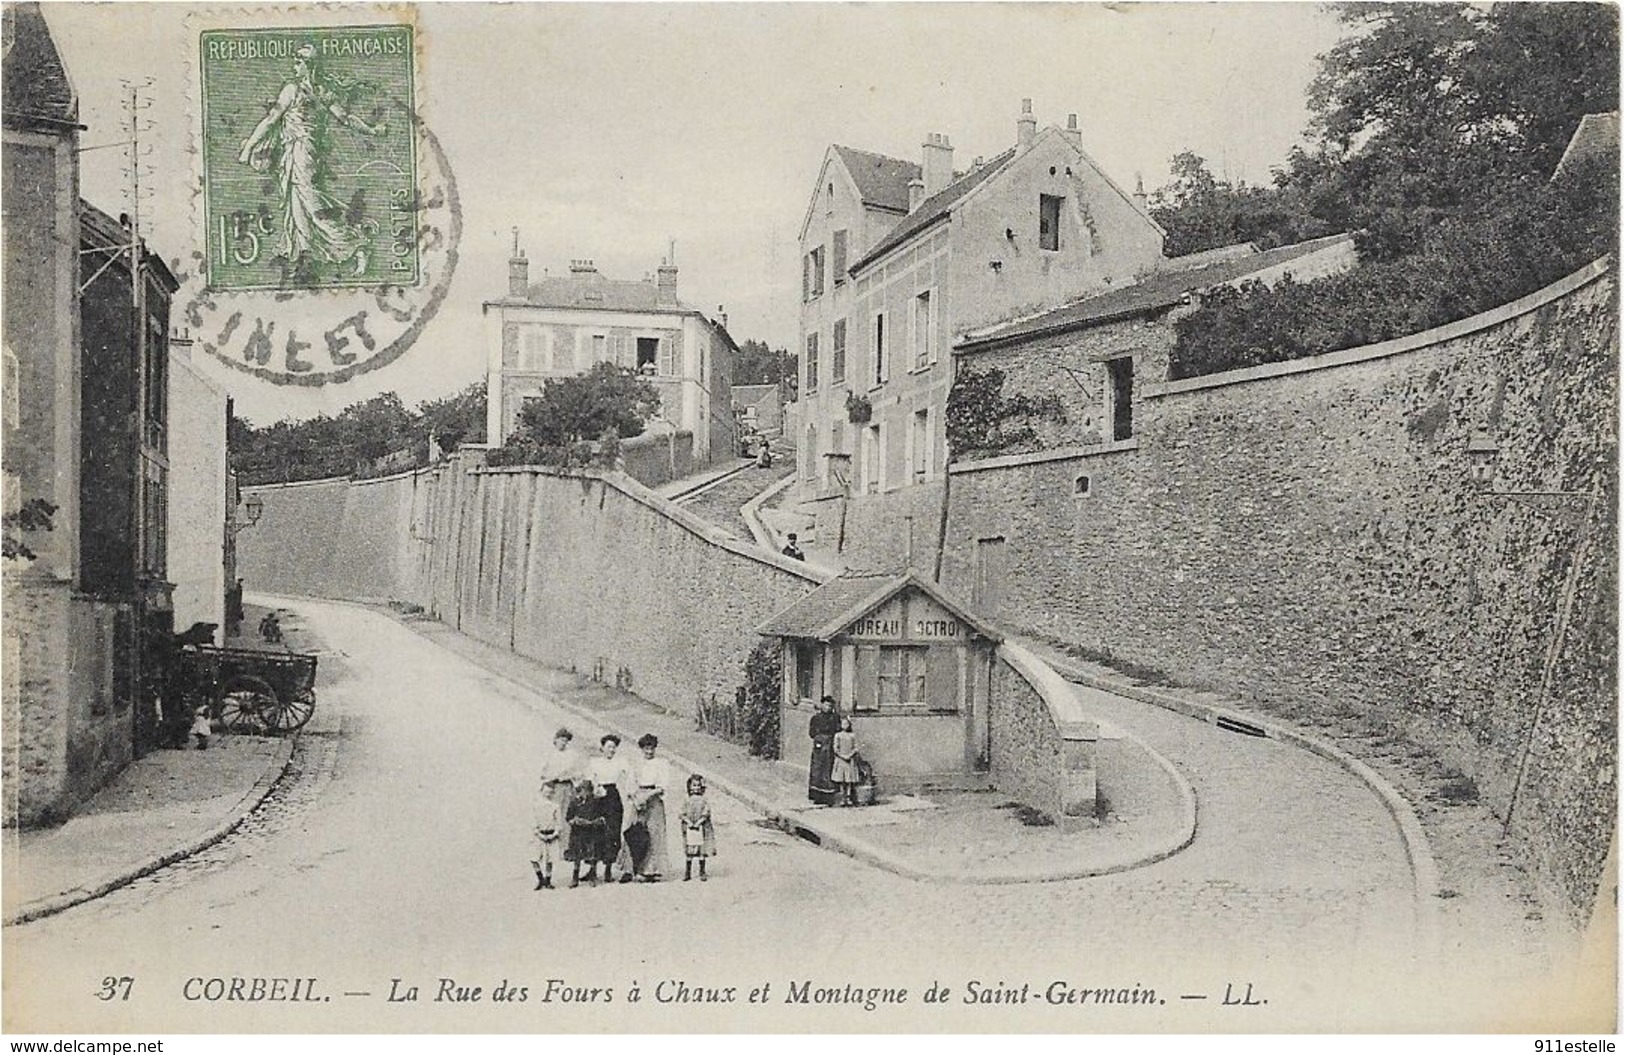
[{"left": 565, "top": 780, "right": 606, "bottom": 887}]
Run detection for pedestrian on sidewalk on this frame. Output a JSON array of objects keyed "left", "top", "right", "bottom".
[
  {"left": 586, "top": 733, "right": 629, "bottom": 883},
  {"left": 831, "top": 717, "right": 860, "bottom": 806},
  {"left": 617, "top": 733, "right": 673, "bottom": 883},
  {"left": 781, "top": 533, "right": 805, "bottom": 561},
  {"left": 807, "top": 695, "right": 840, "bottom": 806},
  {"left": 565, "top": 780, "right": 605, "bottom": 888},
  {"left": 681, "top": 774, "right": 716, "bottom": 881},
  {"left": 531, "top": 793, "right": 563, "bottom": 890},
  {"left": 538, "top": 727, "right": 582, "bottom": 814}
]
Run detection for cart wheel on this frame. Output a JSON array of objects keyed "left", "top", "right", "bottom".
[
  {"left": 263, "top": 690, "right": 315, "bottom": 733},
  {"left": 217, "top": 675, "right": 276, "bottom": 734}
]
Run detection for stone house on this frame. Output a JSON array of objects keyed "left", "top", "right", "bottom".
[
  {"left": 953, "top": 232, "right": 1357, "bottom": 462},
  {"left": 3, "top": 4, "right": 179, "bottom": 824},
  {"left": 791, "top": 99, "right": 1169, "bottom": 565},
  {"left": 484, "top": 236, "right": 738, "bottom": 471},
  {"left": 730, "top": 383, "right": 783, "bottom": 437}
]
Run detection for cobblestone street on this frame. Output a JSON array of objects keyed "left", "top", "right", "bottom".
[{"left": 2, "top": 599, "right": 1586, "bottom": 1033}]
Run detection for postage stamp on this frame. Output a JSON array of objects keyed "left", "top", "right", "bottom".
[{"left": 200, "top": 24, "right": 419, "bottom": 291}]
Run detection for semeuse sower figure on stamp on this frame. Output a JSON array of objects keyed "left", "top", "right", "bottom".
[{"left": 237, "top": 42, "right": 385, "bottom": 277}]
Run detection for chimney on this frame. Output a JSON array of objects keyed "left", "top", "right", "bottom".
[
  {"left": 656, "top": 238, "right": 679, "bottom": 306},
  {"left": 1133, "top": 174, "right": 1148, "bottom": 212},
  {"left": 716, "top": 304, "right": 728, "bottom": 331},
  {"left": 921, "top": 132, "right": 954, "bottom": 197},
  {"left": 569, "top": 258, "right": 598, "bottom": 275},
  {"left": 1017, "top": 98, "right": 1037, "bottom": 149},
  {"left": 907, "top": 176, "right": 925, "bottom": 213},
  {"left": 1061, "top": 113, "right": 1082, "bottom": 151},
  {"left": 508, "top": 227, "right": 529, "bottom": 296}
]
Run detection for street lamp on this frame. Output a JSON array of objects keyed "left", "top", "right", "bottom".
[{"left": 231, "top": 492, "right": 264, "bottom": 536}]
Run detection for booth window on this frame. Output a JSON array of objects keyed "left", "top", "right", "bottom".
[
  {"left": 877, "top": 646, "right": 927, "bottom": 709},
  {"left": 794, "top": 641, "right": 820, "bottom": 702}
]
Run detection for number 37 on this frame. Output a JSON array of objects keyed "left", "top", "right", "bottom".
[{"left": 96, "top": 976, "right": 134, "bottom": 1001}]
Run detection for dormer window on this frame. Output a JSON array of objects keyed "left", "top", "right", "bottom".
[{"left": 1039, "top": 194, "right": 1063, "bottom": 251}]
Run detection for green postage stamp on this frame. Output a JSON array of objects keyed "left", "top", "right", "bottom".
[{"left": 200, "top": 24, "right": 418, "bottom": 290}]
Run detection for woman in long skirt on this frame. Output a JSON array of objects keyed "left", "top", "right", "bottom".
[
  {"left": 807, "top": 695, "right": 841, "bottom": 806},
  {"left": 586, "top": 733, "right": 628, "bottom": 881},
  {"left": 617, "top": 733, "right": 674, "bottom": 882}
]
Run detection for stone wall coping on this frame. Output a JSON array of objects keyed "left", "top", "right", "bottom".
[
  {"left": 472, "top": 463, "right": 831, "bottom": 586},
  {"left": 997, "top": 640, "right": 1098, "bottom": 743},
  {"left": 241, "top": 474, "right": 352, "bottom": 493},
  {"left": 740, "top": 473, "right": 798, "bottom": 554},
  {"left": 1144, "top": 256, "right": 1613, "bottom": 400},
  {"left": 950, "top": 438, "right": 1140, "bottom": 476}
]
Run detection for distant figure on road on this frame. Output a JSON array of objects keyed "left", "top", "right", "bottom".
[
  {"left": 781, "top": 532, "right": 805, "bottom": 561},
  {"left": 756, "top": 442, "right": 772, "bottom": 469},
  {"left": 807, "top": 695, "right": 840, "bottom": 806},
  {"left": 259, "top": 610, "right": 283, "bottom": 644}
]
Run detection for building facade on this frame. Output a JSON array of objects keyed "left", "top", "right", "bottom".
[
  {"left": 484, "top": 240, "right": 737, "bottom": 472},
  {"left": 792, "top": 101, "right": 1168, "bottom": 561},
  {"left": 167, "top": 335, "right": 231, "bottom": 642},
  {"left": 2, "top": 4, "right": 178, "bottom": 824}
]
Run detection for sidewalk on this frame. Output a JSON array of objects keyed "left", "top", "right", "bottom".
[
  {"left": 393, "top": 610, "right": 1195, "bottom": 884},
  {"left": 3, "top": 602, "right": 308, "bottom": 926},
  {"left": 2, "top": 735, "right": 293, "bottom": 925}
]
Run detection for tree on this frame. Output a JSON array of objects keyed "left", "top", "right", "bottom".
[
  {"left": 415, "top": 382, "right": 486, "bottom": 455},
  {"left": 1150, "top": 151, "right": 1331, "bottom": 257},
  {"left": 732, "top": 338, "right": 796, "bottom": 387},
  {"left": 495, "top": 362, "right": 662, "bottom": 467}
]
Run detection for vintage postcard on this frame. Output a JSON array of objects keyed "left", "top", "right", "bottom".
[{"left": 1, "top": 0, "right": 1617, "bottom": 1040}]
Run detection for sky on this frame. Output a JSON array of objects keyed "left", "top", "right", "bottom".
[{"left": 44, "top": 2, "right": 1346, "bottom": 425}]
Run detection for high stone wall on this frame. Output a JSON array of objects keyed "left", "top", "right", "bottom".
[{"left": 942, "top": 260, "right": 1618, "bottom": 919}]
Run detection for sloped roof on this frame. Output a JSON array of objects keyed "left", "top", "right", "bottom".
[
  {"left": 848, "top": 147, "right": 1018, "bottom": 275},
  {"left": 522, "top": 273, "right": 669, "bottom": 312},
  {"left": 3, "top": 3, "right": 78, "bottom": 131},
  {"left": 833, "top": 145, "right": 921, "bottom": 214},
  {"left": 81, "top": 200, "right": 180, "bottom": 293},
  {"left": 958, "top": 232, "right": 1355, "bottom": 351},
  {"left": 730, "top": 384, "right": 776, "bottom": 405},
  {"left": 1553, "top": 112, "right": 1620, "bottom": 182},
  {"left": 758, "top": 571, "right": 1002, "bottom": 642}
]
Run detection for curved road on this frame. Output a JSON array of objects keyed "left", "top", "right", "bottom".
[{"left": 5, "top": 598, "right": 1508, "bottom": 1032}]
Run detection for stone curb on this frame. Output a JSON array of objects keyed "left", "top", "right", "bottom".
[
  {"left": 661, "top": 457, "right": 756, "bottom": 503},
  {"left": 739, "top": 472, "right": 796, "bottom": 553},
  {"left": 1027, "top": 643, "right": 1441, "bottom": 952},
  {"left": 366, "top": 600, "right": 1198, "bottom": 886},
  {"left": 4, "top": 737, "right": 297, "bottom": 927}
]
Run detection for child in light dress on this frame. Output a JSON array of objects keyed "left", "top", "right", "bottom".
[
  {"left": 680, "top": 774, "right": 716, "bottom": 882},
  {"left": 531, "top": 792, "right": 563, "bottom": 890},
  {"left": 830, "top": 718, "right": 859, "bottom": 806},
  {"left": 191, "top": 706, "right": 214, "bottom": 750}
]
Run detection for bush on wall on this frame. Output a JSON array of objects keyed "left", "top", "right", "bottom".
[
  {"left": 1169, "top": 154, "right": 1619, "bottom": 380},
  {"left": 945, "top": 365, "right": 1066, "bottom": 462}
]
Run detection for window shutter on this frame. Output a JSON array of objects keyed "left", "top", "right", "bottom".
[
  {"left": 925, "top": 646, "right": 957, "bottom": 713},
  {"left": 833, "top": 230, "right": 848, "bottom": 284},
  {"left": 803, "top": 254, "right": 810, "bottom": 302},
  {"left": 854, "top": 645, "right": 879, "bottom": 712}
]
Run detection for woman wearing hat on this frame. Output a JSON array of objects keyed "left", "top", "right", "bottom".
[
  {"left": 616, "top": 733, "right": 675, "bottom": 882},
  {"left": 537, "top": 727, "right": 582, "bottom": 814},
  {"left": 584, "top": 733, "right": 630, "bottom": 882}
]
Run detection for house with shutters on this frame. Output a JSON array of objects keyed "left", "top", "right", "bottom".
[
  {"left": 484, "top": 236, "right": 738, "bottom": 474},
  {"left": 791, "top": 100, "right": 1169, "bottom": 568}
]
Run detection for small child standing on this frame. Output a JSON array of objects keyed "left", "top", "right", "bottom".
[
  {"left": 531, "top": 792, "right": 564, "bottom": 890},
  {"left": 680, "top": 774, "right": 716, "bottom": 882},
  {"left": 830, "top": 717, "right": 859, "bottom": 806},
  {"left": 565, "top": 780, "right": 605, "bottom": 887},
  {"left": 190, "top": 706, "right": 214, "bottom": 750}
]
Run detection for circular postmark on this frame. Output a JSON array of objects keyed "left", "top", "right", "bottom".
[{"left": 185, "top": 24, "right": 459, "bottom": 386}]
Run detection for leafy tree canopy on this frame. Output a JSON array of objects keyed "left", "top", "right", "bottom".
[
  {"left": 231, "top": 382, "right": 486, "bottom": 485},
  {"left": 732, "top": 338, "right": 796, "bottom": 389},
  {"left": 492, "top": 362, "right": 662, "bottom": 468}
]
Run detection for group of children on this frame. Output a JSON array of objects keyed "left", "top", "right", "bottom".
[{"left": 531, "top": 727, "right": 716, "bottom": 890}]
